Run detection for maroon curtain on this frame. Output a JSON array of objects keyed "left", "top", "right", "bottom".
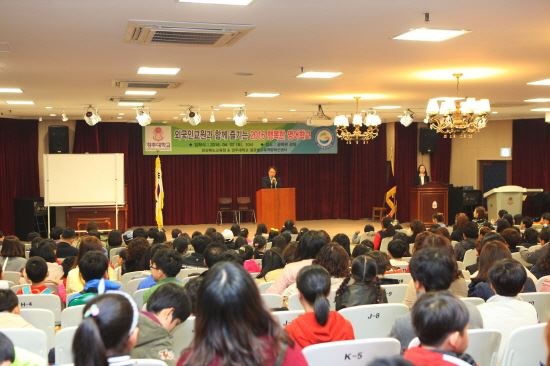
[
  {"left": 394, "top": 122, "right": 418, "bottom": 222},
  {"left": 512, "top": 119, "right": 550, "bottom": 191},
  {"left": 73, "top": 120, "right": 99, "bottom": 153},
  {"left": 430, "top": 134, "right": 452, "bottom": 183},
  {"left": 0, "top": 119, "right": 40, "bottom": 234},
  {"left": 73, "top": 123, "right": 387, "bottom": 227}
]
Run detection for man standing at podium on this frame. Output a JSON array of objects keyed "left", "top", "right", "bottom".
[{"left": 261, "top": 166, "right": 281, "bottom": 189}]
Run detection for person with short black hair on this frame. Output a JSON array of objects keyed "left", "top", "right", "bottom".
[
  {"left": 498, "top": 209, "right": 508, "bottom": 219},
  {"left": 352, "top": 242, "right": 373, "bottom": 258},
  {"left": 477, "top": 259, "right": 537, "bottom": 356},
  {"left": 171, "top": 228, "right": 182, "bottom": 240},
  {"left": 520, "top": 216, "right": 533, "bottom": 230},
  {"left": 131, "top": 283, "right": 191, "bottom": 365},
  {"left": 17, "top": 257, "right": 55, "bottom": 295},
  {"left": 502, "top": 213, "right": 514, "bottom": 227},
  {"left": 172, "top": 236, "right": 190, "bottom": 255},
  {"left": 0, "top": 332, "right": 15, "bottom": 365},
  {"left": 133, "top": 228, "right": 148, "bottom": 239},
  {"left": 404, "top": 292, "right": 475, "bottom": 366},
  {"left": 531, "top": 243, "right": 550, "bottom": 279},
  {"left": 432, "top": 213, "right": 446, "bottom": 227},
  {"left": 331, "top": 233, "right": 351, "bottom": 256},
  {"left": 285, "top": 265, "right": 354, "bottom": 348},
  {"left": 203, "top": 243, "right": 227, "bottom": 268},
  {"left": 50, "top": 226, "right": 63, "bottom": 241},
  {"left": 522, "top": 227, "right": 540, "bottom": 248},
  {"left": 107, "top": 230, "right": 123, "bottom": 250},
  {"left": 34, "top": 239, "right": 64, "bottom": 282},
  {"left": 252, "top": 235, "right": 267, "bottom": 259},
  {"left": 143, "top": 249, "right": 183, "bottom": 303},
  {"left": 501, "top": 228, "right": 522, "bottom": 252},
  {"left": 181, "top": 235, "right": 211, "bottom": 268},
  {"left": 230, "top": 224, "right": 241, "bottom": 238},
  {"left": 494, "top": 218, "right": 511, "bottom": 234},
  {"left": 0, "top": 289, "right": 33, "bottom": 328},
  {"left": 239, "top": 245, "right": 260, "bottom": 273},
  {"left": 351, "top": 224, "right": 375, "bottom": 244},
  {"left": 388, "top": 239, "right": 409, "bottom": 267},
  {"left": 373, "top": 217, "right": 396, "bottom": 250},
  {"left": 520, "top": 227, "right": 550, "bottom": 265},
  {"left": 453, "top": 221, "right": 479, "bottom": 261},
  {"left": 513, "top": 214, "right": 523, "bottom": 226}
]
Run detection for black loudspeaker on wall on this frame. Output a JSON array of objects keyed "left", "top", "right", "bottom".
[
  {"left": 419, "top": 128, "right": 438, "bottom": 154},
  {"left": 48, "top": 125, "right": 69, "bottom": 154}
]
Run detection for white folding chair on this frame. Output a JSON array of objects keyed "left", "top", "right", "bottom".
[
  {"left": 133, "top": 360, "right": 168, "bottom": 366},
  {"left": 2, "top": 328, "right": 48, "bottom": 359},
  {"left": 109, "top": 247, "right": 124, "bottom": 259},
  {"left": 257, "top": 281, "right": 274, "bottom": 294},
  {"left": 20, "top": 308, "right": 55, "bottom": 349},
  {"left": 462, "top": 249, "right": 477, "bottom": 268},
  {"left": 379, "top": 237, "right": 393, "bottom": 254},
  {"left": 519, "top": 292, "right": 550, "bottom": 322},
  {"left": 338, "top": 303, "right": 409, "bottom": 339},
  {"left": 261, "top": 293, "right": 283, "bottom": 309},
  {"left": 172, "top": 316, "right": 195, "bottom": 355},
  {"left": 61, "top": 305, "right": 85, "bottom": 328},
  {"left": 125, "top": 278, "right": 146, "bottom": 295},
  {"left": 456, "top": 261, "right": 466, "bottom": 271},
  {"left": 381, "top": 284, "right": 408, "bottom": 304},
  {"left": 536, "top": 275, "right": 550, "bottom": 291},
  {"left": 288, "top": 293, "right": 302, "bottom": 311},
  {"left": 177, "top": 267, "right": 207, "bottom": 280},
  {"left": 17, "top": 293, "right": 62, "bottom": 324},
  {"left": 451, "top": 240, "right": 459, "bottom": 248},
  {"left": 501, "top": 323, "right": 547, "bottom": 366},
  {"left": 3, "top": 271, "right": 21, "bottom": 283},
  {"left": 511, "top": 252, "right": 531, "bottom": 268},
  {"left": 383, "top": 273, "right": 412, "bottom": 284},
  {"left": 461, "top": 269, "right": 471, "bottom": 281},
  {"left": 111, "top": 254, "right": 120, "bottom": 267},
  {"left": 133, "top": 288, "right": 148, "bottom": 310},
  {"left": 303, "top": 338, "right": 400, "bottom": 366},
  {"left": 460, "top": 297, "right": 485, "bottom": 306},
  {"left": 55, "top": 326, "right": 78, "bottom": 364},
  {"left": 121, "top": 271, "right": 148, "bottom": 288},
  {"left": 272, "top": 310, "right": 305, "bottom": 327}
]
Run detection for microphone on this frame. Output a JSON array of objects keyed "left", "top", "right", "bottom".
[{"left": 271, "top": 177, "right": 277, "bottom": 188}]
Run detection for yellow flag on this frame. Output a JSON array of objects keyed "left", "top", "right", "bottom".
[{"left": 155, "top": 156, "right": 164, "bottom": 229}]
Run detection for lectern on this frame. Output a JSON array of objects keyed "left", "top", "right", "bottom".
[
  {"left": 410, "top": 182, "right": 449, "bottom": 226},
  {"left": 483, "top": 185, "right": 543, "bottom": 222},
  {"left": 256, "top": 188, "right": 296, "bottom": 231}
]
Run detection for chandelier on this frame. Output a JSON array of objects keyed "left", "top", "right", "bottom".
[
  {"left": 425, "top": 73, "right": 491, "bottom": 138},
  {"left": 334, "top": 97, "right": 381, "bottom": 144}
]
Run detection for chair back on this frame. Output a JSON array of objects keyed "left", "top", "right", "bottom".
[
  {"left": 3, "top": 271, "right": 21, "bottom": 283},
  {"left": 261, "top": 293, "right": 283, "bottom": 309},
  {"left": 125, "top": 278, "right": 145, "bottom": 295},
  {"left": 338, "top": 303, "right": 409, "bottom": 339},
  {"left": 272, "top": 310, "right": 305, "bottom": 327},
  {"left": 501, "top": 323, "right": 547, "bottom": 366},
  {"left": 519, "top": 292, "right": 550, "bottom": 322},
  {"left": 109, "top": 246, "right": 124, "bottom": 259},
  {"left": 461, "top": 269, "right": 471, "bottom": 281},
  {"left": 133, "top": 288, "right": 148, "bottom": 310},
  {"left": 2, "top": 328, "right": 48, "bottom": 359},
  {"left": 257, "top": 281, "right": 273, "bottom": 294},
  {"left": 133, "top": 360, "right": 168, "bottom": 366},
  {"left": 536, "top": 275, "right": 550, "bottom": 292},
  {"left": 61, "top": 304, "right": 85, "bottom": 328},
  {"left": 381, "top": 284, "right": 408, "bottom": 304},
  {"left": 55, "top": 326, "right": 78, "bottom": 364},
  {"left": 288, "top": 289, "right": 336, "bottom": 310},
  {"left": 463, "top": 249, "right": 477, "bottom": 268},
  {"left": 172, "top": 316, "right": 196, "bottom": 355},
  {"left": 460, "top": 297, "right": 485, "bottom": 306},
  {"left": 17, "top": 293, "right": 62, "bottom": 323},
  {"left": 177, "top": 267, "right": 207, "bottom": 280},
  {"left": 302, "top": 338, "right": 400, "bottom": 366},
  {"left": 121, "top": 271, "right": 148, "bottom": 287},
  {"left": 379, "top": 237, "right": 392, "bottom": 253},
  {"left": 383, "top": 273, "right": 412, "bottom": 284},
  {"left": 236, "top": 196, "right": 252, "bottom": 209},
  {"left": 20, "top": 308, "right": 56, "bottom": 349},
  {"left": 218, "top": 197, "right": 233, "bottom": 209}
]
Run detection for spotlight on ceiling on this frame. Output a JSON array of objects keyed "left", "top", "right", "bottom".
[
  {"left": 209, "top": 107, "right": 216, "bottom": 123},
  {"left": 233, "top": 107, "right": 248, "bottom": 127},
  {"left": 399, "top": 109, "right": 414, "bottom": 127},
  {"left": 61, "top": 113, "right": 69, "bottom": 122},
  {"left": 136, "top": 107, "right": 152, "bottom": 126},
  {"left": 187, "top": 107, "right": 202, "bottom": 126},
  {"left": 83, "top": 105, "right": 101, "bottom": 126}
]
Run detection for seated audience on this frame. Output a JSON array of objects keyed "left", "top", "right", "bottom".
[
  {"left": 68, "top": 251, "right": 121, "bottom": 306},
  {"left": 351, "top": 242, "right": 373, "bottom": 258},
  {"left": 171, "top": 228, "right": 182, "bottom": 240},
  {"left": 153, "top": 230, "right": 167, "bottom": 244},
  {"left": 252, "top": 235, "right": 267, "bottom": 259},
  {"left": 107, "top": 230, "right": 123, "bottom": 251},
  {"left": 239, "top": 245, "right": 261, "bottom": 273},
  {"left": 137, "top": 243, "right": 173, "bottom": 290},
  {"left": 133, "top": 227, "right": 148, "bottom": 239},
  {"left": 368, "top": 251, "right": 400, "bottom": 284},
  {"left": 182, "top": 275, "right": 203, "bottom": 316},
  {"left": 177, "top": 261, "right": 307, "bottom": 366},
  {"left": 335, "top": 255, "right": 387, "bottom": 310},
  {"left": 513, "top": 214, "right": 523, "bottom": 226},
  {"left": 388, "top": 239, "right": 410, "bottom": 268},
  {"left": 143, "top": 249, "right": 183, "bottom": 303},
  {"left": 255, "top": 223, "right": 268, "bottom": 237},
  {"left": 234, "top": 236, "right": 248, "bottom": 250},
  {"left": 450, "top": 213, "right": 469, "bottom": 242},
  {"left": 477, "top": 259, "right": 538, "bottom": 356},
  {"left": 409, "top": 220, "right": 426, "bottom": 244},
  {"left": 520, "top": 216, "right": 533, "bottom": 230},
  {"left": 56, "top": 228, "right": 79, "bottom": 258},
  {"left": 282, "top": 219, "right": 299, "bottom": 235},
  {"left": 181, "top": 235, "right": 210, "bottom": 268},
  {"left": 0, "top": 332, "right": 15, "bottom": 365},
  {"left": 473, "top": 206, "right": 488, "bottom": 227},
  {"left": 73, "top": 292, "right": 140, "bottom": 366},
  {"left": 520, "top": 227, "right": 550, "bottom": 265},
  {"left": 17, "top": 257, "right": 56, "bottom": 295},
  {"left": 373, "top": 217, "right": 396, "bottom": 250},
  {"left": 331, "top": 233, "right": 351, "bottom": 256},
  {"left": 351, "top": 224, "right": 375, "bottom": 244},
  {"left": 432, "top": 212, "right": 446, "bottom": 227},
  {"left": 404, "top": 292, "right": 475, "bottom": 366},
  {"left": 521, "top": 228, "right": 539, "bottom": 248},
  {"left": 0, "top": 289, "right": 33, "bottom": 328},
  {"left": 453, "top": 221, "right": 479, "bottom": 261},
  {"left": 501, "top": 227, "right": 522, "bottom": 253},
  {"left": 0, "top": 236, "right": 26, "bottom": 272},
  {"left": 530, "top": 245, "right": 550, "bottom": 279},
  {"left": 131, "top": 283, "right": 191, "bottom": 366},
  {"left": 495, "top": 218, "right": 511, "bottom": 233},
  {"left": 285, "top": 265, "right": 355, "bottom": 348},
  {"left": 390, "top": 247, "right": 482, "bottom": 352},
  {"left": 256, "top": 247, "right": 285, "bottom": 282},
  {"left": 33, "top": 239, "right": 64, "bottom": 283},
  {"left": 172, "top": 235, "right": 190, "bottom": 256}
]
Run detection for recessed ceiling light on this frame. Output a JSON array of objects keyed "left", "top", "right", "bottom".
[
  {"left": 374, "top": 105, "right": 401, "bottom": 110},
  {"left": 527, "top": 79, "right": 550, "bottom": 86},
  {"left": 118, "top": 102, "right": 144, "bottom": 107},
  {"left": 219, "top": 103, "right": 245, "bottom": 108},
  {"left": 289, "top": 109, "right": 297, "bottom": 112},
  {"left": 524, "top": 98, "right": 550, "bottom": 103},
  {"left": 491, "top": 111, "right": 499, "bottom": 114},
  {"left": 225, "top": 117, "right": 232, "bottom": 120},
  {"left": 328, "top": 94, "right": 386, "bottom": 100},
  {"left": 415, "top": 68, "right": 503, "bottom": 80},
  {"left": 45, "top": 106, "right": 53, "bottom": 109},
  {"left": 125, "top": 90, "right": 158, "bottom": 96},
  {"left": 118, "top": 113, "right": 125, "bottom": 116},
  {"left": 530, "top": 108, "right": 550, "bottom": 112},
  {"left": 297, "top": 71, "right": 343, "bottom": 79},
  {"left": 246, "top": 92, "right": 280, "bottom": 98},
  {"left": 137, "top": 67, "right": 180, "bottom": 75},
  {"left": 117, "top": 116, "right": 123, "bottom": 119},
  {"left": 0, "top": 88, "right": 23, "bottom": 93},
  {"left": 213, "top": 108, "right": 220, "bottom": 111},
  {"left": 49, "top": 114, "right": 57, "bottom": 117},
  {"left": 393, "top": 28, "right": 469, "bottom": 42},
  {"left": 6, "top": 100, "right": 34, "bottom": 105},
  {"left": 173, "top": 116, "right": 179, "bottom": 119},
  {"left": 277, "top": 117, "right": 283, "bottom": 120},
  {"left": 178, "top": 0, "right": 253, "bottom": 4}
]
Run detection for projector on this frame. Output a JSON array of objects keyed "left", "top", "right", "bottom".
[{"left": 306, "top": 104, "right": 332, "bottom": 126}]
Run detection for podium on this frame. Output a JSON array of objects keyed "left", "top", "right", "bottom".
[
  {"left": 256, "top": 188, "right": 296, "bottom": 231},
  {"left": 483, "top": 185, "right": 543, "bottom": 222},
  {"left": 410, "top": 182, "right": 449, "bottom": 226}
]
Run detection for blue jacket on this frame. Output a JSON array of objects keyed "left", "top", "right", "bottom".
[{"left": 137, "top": 275, "right": 157, "bottom": 290}]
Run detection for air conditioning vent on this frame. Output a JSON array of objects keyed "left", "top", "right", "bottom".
[
  {"left": 113, "top": 80, "right": 180, "bottom": 89},
  {"left": 108, "top": 97, "right": 161, "bottom": 103},
  {"left": 125, "top": 20, "right": 254, "bottom": 47}
]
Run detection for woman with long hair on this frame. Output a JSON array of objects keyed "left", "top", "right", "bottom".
[
  {"left": 373, "top": 217, "right": 396, "bottom": 250},
  {"left": 0, "top": 236, "right": 26, "bottom": 272},
  {"left": 335, "top": 255, "right": 387, "bottom": 310},
  {"left": 415, "top": 164, "right": 430, "bottom": 186},
  {"left": 178, "top": 262, "right": 306, "bottom": 366}
]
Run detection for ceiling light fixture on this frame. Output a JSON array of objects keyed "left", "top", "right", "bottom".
[
  {"left": 45, "top": 106, "right": 53, "bottom": 109},
  {"left": 185, "top": 107, "right": 201, "bottom": 126},
  {"left": 137, "top": 67, "right": 180, "bottom": 75},
  {"left": 399, "top": 109, "right": 415, "bottom": 127},
  {"left": 0, "top": 88, "right": 23, "bottom": 93},
  {"left": 83, "top": 105, "right": 102, "bottom": 126},
  {"left": 524, "top": 98, "right": 550, "bottom": 103},
  {"left": 425, "top": 73, "right": 491, "bottom": 138},
  {"left": 136, "top": 107, "right": 152, "bottom": 126},
  {"left": 118, "top": 101, "right": 144, "bottom": 107},
  {"left": 61, "top": 113, "right": 69, "bottom": 122},
  {"left": 327, "top": 94, "right": 386, "bottom": 100},
  {"left": 245, "top": 92, "right": 280, "bottom": 98},
  {"left": 209, "top": 106, "right": 216, "bottom": 123},
  {"left": 334, "top": 96, "right": 380, "bottom": 144},
  {"left": 530, "top": 108, "right": 550, "bottom": 112},
  {"left": 297, "top": 71, "right": 343, "bottom": 79},
  {"left": 527, "top": 79, "right": 550, "bottom": 86},
  {"left": 374, "top": 105, "right": 401, "bottom": 110},
  {"left": 177, "top": 0, "right": 254, "bottom": 5},
  {"left": 393, "top": 13, "right": 469, "bottom": 42},
  {"left": 49, "top": 114, "right": 57, "bottom": 117},
  {"left": 306, "top": 104, "right": 332, "bottom": 126},
  {"left": 125, "top": 90, "right": 158, "bottom": 96},
  {"left": 219, "top": 103, "right": 245, "bottom": 108},
  {"left": 6, "top": 100, "right": 34, "bottom": 105},
  {"left": 233, "top": 107, "right": 248, "bottom": 127}
]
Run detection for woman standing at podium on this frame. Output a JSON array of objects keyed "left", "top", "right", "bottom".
[
  {"left": 415, "top": 164, "right": 430, "bottom": 186},
  {"left": 261, "top": 166, "right": 281, "bottom": 189}
]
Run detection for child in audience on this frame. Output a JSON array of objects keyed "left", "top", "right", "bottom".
[
  {"left": 335, "top": 255, "right": 387, "bottom": 310},
  {"left": 388, "top": 239, "right": 410, "bottom": 268},
  {"left": 0, "top": 290, "right": 33, "bottom": 328},
  {"left": 373, "top": 217, "right": 396, "bottom": 250},
  {"left": 0, "top": 236, "right": 26, "bottom": 272},
  {"left": 352, "top": 224, "right": 375, "bottom": 244},
  {"left": 68, "top": 251, "right": 121, "bottom": 306},
  {"left": 351, "top": 242, "right": 373, "bottom": 258},
  {"left": 136, "top": 243, "right": 172, "bottom": 291},
  {"left": 0, "top": 268, "right": 10, "bottom": 289},
  {"left": 368, "top": 252, "right": 401, "bottom": 283},
  {"left": 177, "top": 261, "right": 307, "bottom": 366},
  {"left": 478, "top": 259, "right": 538, "bottom": 356},
  {"left": 404, "top": 292, "right": 475, "bottom": 366},
  {"left": 73, "top": 292, "right": 140, "bottom": 366},
  {"left": 33, "top": 239, "right": 64, "bottom": 283},
  {"left": 531, "top": 245, "right": 550, "bottom": 279},
  {"left": 285, "top": 265, "right": 355, "bottom": 348},
  {"left": 131, "top": 283, "right": 191, "bottom": 366},
  {"left": 142, "top": 249, "right": 183, "bottom": 303},
  {"left": 17, "top": 257, "right": 56, "bottom": 295},
  {"left": 0, "top": 332, "right": 15, "bottom": 365},
  {"left": 332, "top": 233, "right": 351, "bottom": 256},
  {"left": 521, "top": 228, "right": 539, "bottom": 248},
  {"left": 252, "top": 235, "right": 267, "bottom": 259},
  {"left": 432, "top": 213, "right": 446, "bottom": 228},
  {"left": 239, "top": 245, "right": 261, "bottom": 273},
  {"left": 172, "top": 236, "right": 190, "bottom": 256}
]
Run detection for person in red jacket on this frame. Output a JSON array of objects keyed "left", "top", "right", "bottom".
[
  {"left": 285, "top": 265, "right": 355, "bottom": 348},
  {"left": 404, "top": 292, "right": 477, "bottom": 366}
]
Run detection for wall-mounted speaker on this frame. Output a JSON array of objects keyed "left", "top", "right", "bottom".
[
  {"left": 419, "top": 128, "right": 438, "bottom": 154},
  {"left": 48, "top": 125, "right": 69, "bottom": 154}
]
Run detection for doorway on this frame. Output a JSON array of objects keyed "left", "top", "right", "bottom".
[{"left": 478, "top": 160, "right": 511, "bottom": 195}]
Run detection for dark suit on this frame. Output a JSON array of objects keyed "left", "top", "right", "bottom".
[
  {"left": 415, "top": 175, "right": 430, "bottom": 186},
  {"left": 261, "top": 176, "right": 281, "bottom": 189}
]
